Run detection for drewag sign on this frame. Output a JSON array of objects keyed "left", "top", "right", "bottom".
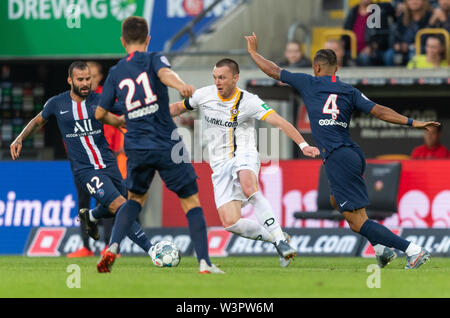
[{"left": 0, "top": 0, "right": 151, "bottom": 58}]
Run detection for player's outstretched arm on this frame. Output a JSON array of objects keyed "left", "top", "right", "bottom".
[
  {"left": 95, "top": 106, "right": 126, "bottom": 130},
  {"left": 264, "top": 111, "right": 320, "bottom": 158},
  {"left": 370, "top": 104, "right": 440, "bottom": 130},
  {"left": 10, "top": 112, "right": 47, "bottom": 160},
  {"left": 245, "top": 32, "right": 282, "bottom": 80},
  {"left": 169, "top": 102, "right": 188, "bottom": 117},
  {"left": 157, "top": 68, "right": 195, "bottom": 98}
]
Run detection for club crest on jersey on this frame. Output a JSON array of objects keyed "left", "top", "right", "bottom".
[{"left": 230, "top": 108, "right": 239, "bottom": 117}]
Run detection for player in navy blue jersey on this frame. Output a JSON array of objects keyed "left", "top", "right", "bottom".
[
  {"left": 245, "top": 32, "right": 440, "bottom": 269},
  {"left": 95, "top": 16, "right": 223, "bottom": 274},
  {"left": 10, "top": 61, "right": 152, "bottom": 260}
]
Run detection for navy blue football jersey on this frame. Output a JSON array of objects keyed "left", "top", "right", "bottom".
[
  {"left": 99, "top": 51, "right": 178, "bottom": 151},
  {"left": 280, "top": 70, "right": 376, "bottom": 158},
  {"left": 41, "top": 91, "right": 117, "bottom": 173}
]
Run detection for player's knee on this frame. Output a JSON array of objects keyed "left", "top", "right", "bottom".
[
  {"left": 220, "top": 211, "right": 240, "bottom": 229},
  {"left": 241, "top": 183, "right": 258, "bottom": 198},
  {"left": 128, "top": 191, "right": 146, "bottom": 207},
  {"left": 109, "top": 195, "right": 127, "bottom": 213},
  {"left": 180, "top": 194, "right": 201, "bottom": 213},
  {"left": 223, "top": 218, "right": 240, "bottom": 230}
]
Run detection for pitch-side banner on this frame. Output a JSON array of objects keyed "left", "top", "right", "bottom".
[
  {"left": 23, "top": 227, "right": 450, "bottom": 257},
  {"left": 0, "top": 161, "right": 79, "bottom": 254},
  {"left": 162, "top": 160, "right": 450, "bottom": 229}
]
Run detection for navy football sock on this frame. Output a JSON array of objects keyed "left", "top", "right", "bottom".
[
  {"left": 186, "top": 207, "right": 211, "bottom": 266},
  {"left": 92, "top": 204, "right": 114, "bottom": 220},
  {"left": 109, "top": 200, "right": 142, "bottom": 252},
  {"left": 127, "top": 221, "right": 152, "bottom": 253},
  {"left": 359, "top": 219, "right": 410, "bottom": 252}
]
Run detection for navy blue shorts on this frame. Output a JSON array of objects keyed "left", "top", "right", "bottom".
[
  {"left": 74, "top": 165, "right": 126, "bottom": 208},
  {"left": 126, "top": 149, "right": 198, "bottom": 197},
  {"left": 324, "top": 146, "right": 370, "bottom": 213}
]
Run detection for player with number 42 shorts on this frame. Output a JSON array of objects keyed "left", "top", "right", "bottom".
[{"left": 10, "top": 61, "right": 152, "bottom": 261}]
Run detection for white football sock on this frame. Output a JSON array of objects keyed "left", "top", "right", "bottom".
[
  {"left": 373, "top": 244, "right": 386, "bottom": 256},
  {"left": 89, "top": 210, "right": 98, "bottom": 223},
  {"left": 248, "top": 191, "right": 285, "bottom": 244},
  {"left": 405, "top": 242, "right": 422, "bottom": 257},
  {"left": 225, "top": 218, "right": 274, "bottom": 243}
]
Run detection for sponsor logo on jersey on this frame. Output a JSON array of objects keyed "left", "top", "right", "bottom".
[
  {"left": 318, "top": 119, "right": 348, "bottom": 128},
  {"left": 66, "top": 119, "right": 101, "bottom": 138},
  {"left": 128, "top": 103, "right": 159, "bottom": 120},
  {"left": 204, "top": 115, "right": 238, "bottom": 128}
]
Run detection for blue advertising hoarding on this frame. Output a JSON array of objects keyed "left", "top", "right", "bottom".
[
  {"left": 0, "top": 161, "right": 79, "bottom": 254},
  {"left": 147, "top": 0, "right": 241, "bottom": 52}
]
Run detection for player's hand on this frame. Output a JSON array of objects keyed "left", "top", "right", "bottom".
[
  {"left": 10, "top": 138, "right": 23, "bottom": 160},
  {"left": 178, "top": 84, "right": 195, "bottom": 99},
  {"left": 302, "top": 146, "right": 321, "bottom": 158},
  {"left": 118, "top": 115, "right": 126, "bottom": 129},
  {"left": 413, "top": 120, "right": 441, "bottom": 131},
  {"left": 245, "top": 32, "right": 258, "bottom": 54}
]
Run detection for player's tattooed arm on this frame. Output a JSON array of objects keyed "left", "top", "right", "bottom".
[
  {"left": 245, "top": 32, "right": 282, "bottom": 80},
  {"left": 157, "top": 68, "right": 195, "bottom": 98},
  {"left": 370, "top": 104, "right": 440, "bottom": 130},
  {"left": 169, "top": 102, "right": 188, "bottom": 117},
  {"left": 10, "top": 112, "right": 47, "bottom": 160}
]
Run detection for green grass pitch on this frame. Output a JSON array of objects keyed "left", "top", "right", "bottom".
[{"left": 0, "top": 256, "right": 448, "bottom": 298}]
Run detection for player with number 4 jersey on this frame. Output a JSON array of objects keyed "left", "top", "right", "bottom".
[{"left": 246, "top": 32, "right": 440, "bottom": 269}]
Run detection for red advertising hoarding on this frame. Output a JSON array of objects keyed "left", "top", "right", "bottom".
[{"left": 162, "top": 160, "right": 450, "bottom": 229}]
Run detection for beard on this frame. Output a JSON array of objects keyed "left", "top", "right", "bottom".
[{"left": 72, "top": 83, "right": 91, "bottom": 98}]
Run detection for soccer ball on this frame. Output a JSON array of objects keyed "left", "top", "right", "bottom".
[{"left": 149, "top": 240, "right": 181, "bottom": 267}]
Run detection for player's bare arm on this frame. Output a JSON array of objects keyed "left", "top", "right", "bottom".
[
  {"left": 157, "top": 67, "right": 195, "bottom": 98},
  {"left": 245, "top": 32, "right": 282, "bottom": 80},
  {"left": 10, "top": 112, "right": 47, "bottom": 160},
  {"left": 370, "top": 104, "right": 440, "bottom": 130},
  {"left": 169, "top": 101, "right": 188, "bottom": 117},
  {"left": 264, "top": 111, "right": 320, "bottom": 158}
]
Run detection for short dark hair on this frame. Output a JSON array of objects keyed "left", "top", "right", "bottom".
[
  {"left": 313, "top": 49, "right": 337, "bottom": 66},
  {"left": 122, "top": 16, "right": 149, "bottom": 44},
  {"left": 68, "top": 61, "right": 88, "bottom": 78},
  {"left": 215, "top": 58, "right": 240, "bottom": 74},
  {"left": 426, "top": 34, "right": 445, "bottom": 46}
]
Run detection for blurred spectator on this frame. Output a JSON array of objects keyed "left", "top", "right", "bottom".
[
  {"left": 407, "top": 35, "right": 449, "bottom": 68},
  {"left": 429, "top": 0, "right": 450, "bottom": 32},
  {"left": 278, "top": 41, "right": 312, "bottom": 67},
  {"left": 384, "top": 0, "right": 433, "bottom": 66},
  {"left": 324, "top": 39, "right": 357, "bottom": 67},
  {"left": 343, "top": 0, "right": 396, "bottom": 66},
  {"left": 411, "top": 125, "right": 449, "bottom": 159},
  {"left": 86, "top": 61, "right": 103, "bottom": 93}
]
